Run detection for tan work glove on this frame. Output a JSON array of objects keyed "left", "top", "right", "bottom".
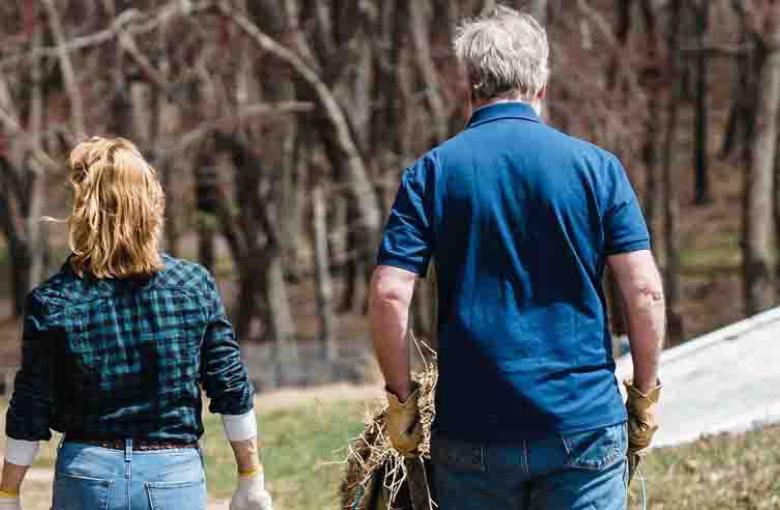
[
  {"left": 386, "top": 383, "right": 423, "bottom": 456},
  {"left": 624, "top": 379, "right": 662, "bottom": 484}
]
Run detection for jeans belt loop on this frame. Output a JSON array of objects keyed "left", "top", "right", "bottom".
[{"left": 124, "top": 438, "right": 133, "bottom": 462}]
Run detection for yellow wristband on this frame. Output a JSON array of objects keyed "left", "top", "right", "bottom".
[
  {"left": 238, "top": 466, "right": 262, "bottom": 478},
  {"left": 0, "top": 489, "right": 18, "bottom": 498}
]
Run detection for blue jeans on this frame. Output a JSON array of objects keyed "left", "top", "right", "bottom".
[
  {"left": 52, "top": 440, "right": 206, "bottom": 510},
  {"left": 431, "top": 423, "right": 628, "bottom": 510}
]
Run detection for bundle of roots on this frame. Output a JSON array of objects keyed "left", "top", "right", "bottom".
[{"left": 340, "top": 344, "right": 438, "bottom": 510}]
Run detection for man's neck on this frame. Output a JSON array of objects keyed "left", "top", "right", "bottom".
[{"left": 471, "top": 97, "right": 542, "bottom": 115}]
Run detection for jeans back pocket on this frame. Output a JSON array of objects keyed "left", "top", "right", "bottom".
[
  {"left": 145, "top": 478, "right": 206, "bottom": 510},
  {"left": 53, "top": 473, "right": 114, "bottom": 510},
  {"left": 561, "top": 423, "right": 627, "bottom": 471}
]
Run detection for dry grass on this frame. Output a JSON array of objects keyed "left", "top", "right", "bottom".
[
  {"left": 636, "top": 424, "right": 780, "bottom": 510},
  {"left": 340, "top": 343, "right": 437, "bottom": 510}
]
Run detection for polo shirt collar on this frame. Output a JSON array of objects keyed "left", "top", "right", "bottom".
[{"left": 466, "top": 101, "right": 542, "bottom": 129}]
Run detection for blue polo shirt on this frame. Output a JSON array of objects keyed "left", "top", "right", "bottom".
[{"left": 377, "top": 102, "right": 650, "bottom": 442}]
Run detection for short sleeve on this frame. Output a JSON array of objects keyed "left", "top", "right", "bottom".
[
  {"left": 377, "top": 156, "right": 435, "bottom": 275},
  {"left": 603, "top": 156, "right": 651, "bottom": 255}
]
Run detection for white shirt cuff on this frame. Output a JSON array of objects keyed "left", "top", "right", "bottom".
[
  {"left": 4, "top": 438, "right": 40, "bottom": 466},
  {"left": 221, "top": 409, "right": 258, "bottom": 442}
]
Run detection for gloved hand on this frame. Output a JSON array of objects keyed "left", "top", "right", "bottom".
[
  {"left": 386, "top": 383, "right": 423, "bottom": 456},
  {"left": 0, "top": 490, "right": 21, "bottom": 510},
  {"left": 624, "top": 379, "right": 662, "bottom": 483},
  {"left": 229, "top": 470, "right": 273, "bottom": 510}
]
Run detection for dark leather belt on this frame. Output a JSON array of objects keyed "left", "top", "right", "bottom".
[{"left": 65, "top": 436, "right": 197, "bottom": 451}]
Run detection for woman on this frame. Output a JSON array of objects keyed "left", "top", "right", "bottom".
[{"left": 0, "top": 137, "right": 273, "bottom": 510}]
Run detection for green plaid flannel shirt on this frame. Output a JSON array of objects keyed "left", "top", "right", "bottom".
[{"left": 5, "top": 254, "right": 253, "bottom": 443}]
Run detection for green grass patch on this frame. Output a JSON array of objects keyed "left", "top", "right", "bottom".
[
  {"left": 680, "top": 230, "right": 742, "bottom": 276},
  {"left": 202, "top": 400, "right": 367, "bottom": 509}
]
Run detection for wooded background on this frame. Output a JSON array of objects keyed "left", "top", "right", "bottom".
[{"left": 1, "top": 0, "right": 780, "bottom": 373}]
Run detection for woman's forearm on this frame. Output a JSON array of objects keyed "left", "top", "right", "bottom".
[
  {"left": 229, "top": 438, "right": 262, "bottom": 474},
  {"left": 221, "top": 411, "right": 262, "bottom": 474},
  {"left": 0, "top": 461, "right": 28, "bottom": 494}
]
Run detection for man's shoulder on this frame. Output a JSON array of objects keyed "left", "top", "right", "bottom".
[{"left": 531, "top": 124, "right": 621, "bottom": 166}]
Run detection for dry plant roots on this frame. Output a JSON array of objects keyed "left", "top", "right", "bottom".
[{"left": 340, "top": 344, "right": 438, "bottom": 510}]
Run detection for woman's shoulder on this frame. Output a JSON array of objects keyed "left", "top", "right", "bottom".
[
  {"left": 27, "top": 260, "right": 83, "bottom": 311},
  {"left": 154, "top": 254, "right": 213, "bottom": 290}
]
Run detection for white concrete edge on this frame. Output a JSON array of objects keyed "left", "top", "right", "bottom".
[
  {"left": 614, "top": 306, "right": 780, "bottom": 376},
  {"left": 660, "top": 307, "right": 780, "bottom": 365}
]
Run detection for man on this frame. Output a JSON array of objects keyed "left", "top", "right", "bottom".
[{"left": 370, "top": 7, "right": 664, "bottom": 510}]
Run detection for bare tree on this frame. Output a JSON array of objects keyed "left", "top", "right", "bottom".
[
  {"left": 692, "top": 0, "right": 712, "bottom": 204},
  {"left": 743, "top": 1, "right": 780, "bottom": 314},
  {"left": 312, "top": 184, "right": 335, "bottom": 360},
  {"left": 663, "top": 0, "right": 684, "bottom": 341}
]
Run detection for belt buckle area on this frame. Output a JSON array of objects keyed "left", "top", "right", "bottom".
[
  {"left": 70, "top": 437, "right": 194, "bottom": 451},
  {"left": 134, "top": 441, "right": 193, "bottom": 451}
]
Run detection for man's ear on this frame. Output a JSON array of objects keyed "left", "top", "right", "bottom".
[{"left": 536, "top": 85, "right": 548, "bottom": 102}]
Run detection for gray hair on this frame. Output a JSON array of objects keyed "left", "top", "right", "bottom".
[{"left": 454, "top": 6, "right": 550, "bottom": 102}]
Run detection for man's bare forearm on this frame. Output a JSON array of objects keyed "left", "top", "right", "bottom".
[
  {"left": 625, "top": 286, "right": 665, "bottom": 393},
  {"left": 609, "top": 251, "right": 665, "bottom": 393},
  {"left": 369, "top": 266, "right": 417, "bottom": 402}
]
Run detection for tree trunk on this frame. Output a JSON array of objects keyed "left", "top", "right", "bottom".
[
  {"left": 608, "top": 0, "right": 633, "bottom": 90},
  {"left": 744, "top": 32, "right": 780, "bottom": 315},
  {"left": 312, "top": 184, "right": 336, "bottom": 360},
  {"left": 409, "top": 0, "right": 448, "bottom": 145},
  {"left": 26, "top": 22, "right": 46, "bottom": 291},
  {"left": 639, "top": 0, "right": 662, "bottom": 240},
  {"left": 197, "top": 215, "right": 215, "bottom": 272},
  {"left": 0, "top": 160, "right": 33, "bottom": 317},
  {"left": 693, "top": 0, "right": 711, "bottom": 204},
  {"left": 264, "top": 253, "right": 296, "bottom": 351},
  {"left": 662, "top": 0, "right": 684, "bottom": 342},
  {"left": 721, "top": 48, "right": 756, "bottom": 163}
]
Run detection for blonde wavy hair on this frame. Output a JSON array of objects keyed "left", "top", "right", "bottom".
[{"left": 67, "top": 137, "right": 165, "bottom": 279}]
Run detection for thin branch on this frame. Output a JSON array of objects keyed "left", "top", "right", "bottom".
[
  {"left": 0, "top": 105, "right": 22, "bottom": 134},
  {"left": 0, "top": 1, "right": 213, "bottom": 71},
  {"left": 680, "top": 43, "right": 752, "bottom": 56},
  {"left": 118, "top": 31, "right": 169, "bottom": 91},
  {"left": 42, "top": 0, "right": 87, "bottom": 138},
  {"left": 158, "top": 101, "right": 315, "bottom": 162}
]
